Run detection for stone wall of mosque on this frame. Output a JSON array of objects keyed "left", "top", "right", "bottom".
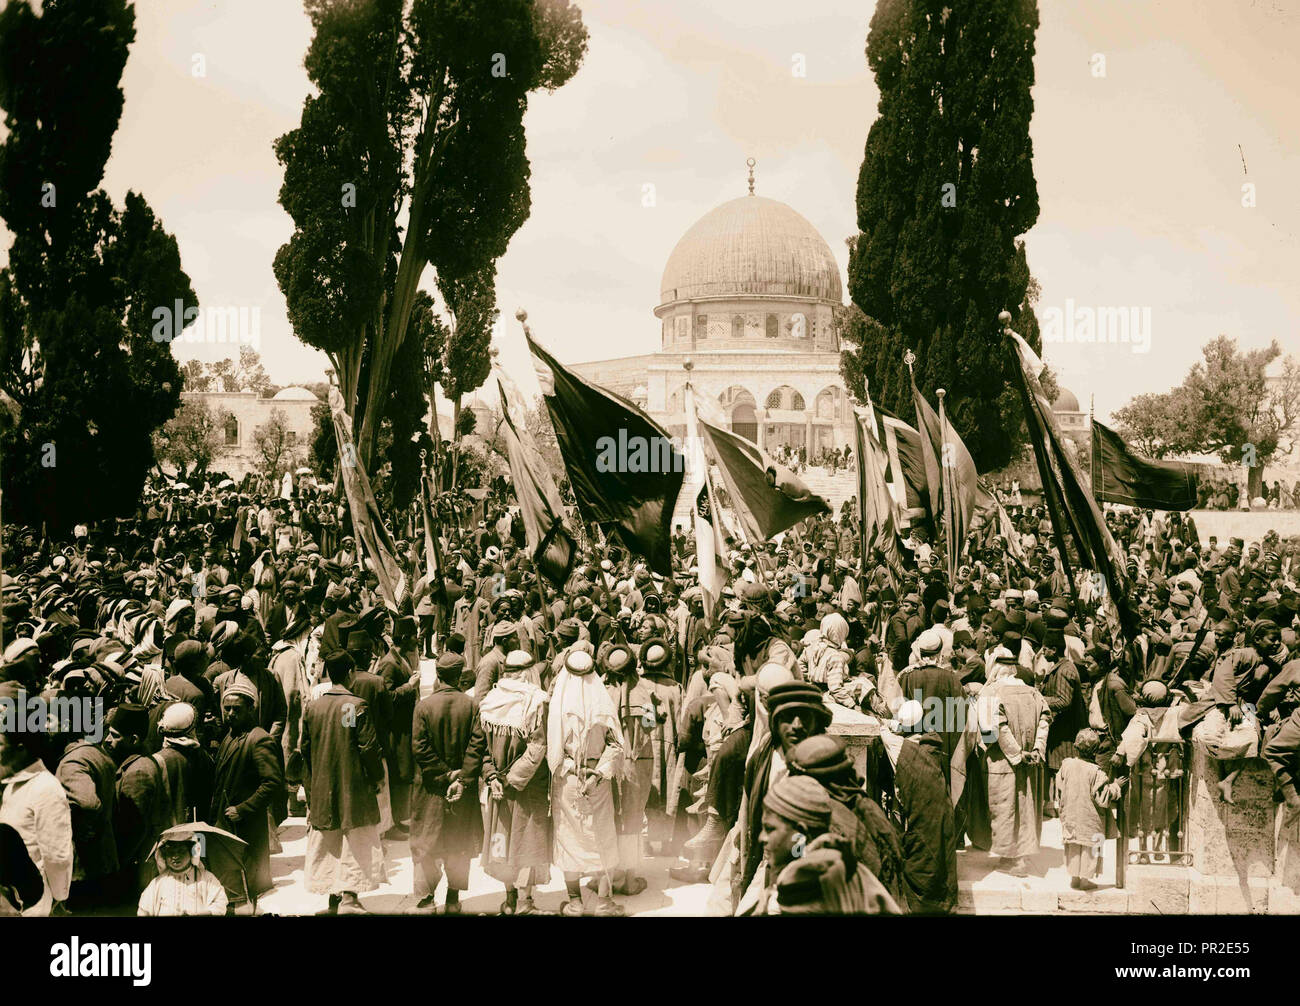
[
  {"left": 571, "top": 346, "right": 855, "bottom": 454},
  {"left": 654, "top": 296, "right": 839, "bottom": 356}
]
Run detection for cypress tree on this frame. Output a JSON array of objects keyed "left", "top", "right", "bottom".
[{"left": 842, "top": 0, "right": 1043, "bottom": 470}]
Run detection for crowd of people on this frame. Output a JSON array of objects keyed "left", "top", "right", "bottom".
[
  {"left": 771, "top": 443, "right": 856, "bottom": 477},
  {"left": 1196, "top": 478, "right": 1300, "bottom": 511},
  {"left": 2, "top": 473, "right": 1300, "bottom": 917}
]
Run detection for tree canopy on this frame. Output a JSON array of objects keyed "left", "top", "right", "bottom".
[
  {"left": 0, "top": 0, "right": 195, "bottom": 531},
  {"left": 273, "top": 0, "right": 588, "bottom": 473},
  {"left": 841, "top": 0, "right": 1042, "bottom": 471},
  {"left": 1114, "top": 336, "right": 1300, "bottom": 496}
]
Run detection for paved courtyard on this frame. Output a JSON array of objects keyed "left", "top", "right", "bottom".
[{"left": 256, "top": 813, "right": 1132, "bottom": 917}]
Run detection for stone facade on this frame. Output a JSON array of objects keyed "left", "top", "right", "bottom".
[{"left": 179, "top": 388, "right": 319, "bottom": 479}]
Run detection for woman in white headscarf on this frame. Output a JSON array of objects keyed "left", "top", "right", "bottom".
[
  {"left": 802, "top": 613, "right": 856, "bottom": 708},
  {"left": 547, "top": 649, "right": 626, "bottom": 916}
]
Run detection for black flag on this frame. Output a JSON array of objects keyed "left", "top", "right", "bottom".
[
  {"left": 1091, "top": 419, "right": 1199, "bottom": 511},
  {"left": 528, "top": 334, "right": 684, "bottom": 575},
  {"left": 1007, "top": 332, "right": 1140, "bottom": 639}
]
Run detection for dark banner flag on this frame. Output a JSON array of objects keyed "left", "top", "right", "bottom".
[
  {"left": 875, "top": 405, "right": 931, "bottom": 518},
  {"left": 1006, "top": 331, "right": 1140, "bottom": 639},
  {"left": 1091, "top": 419, "right": 1199, "bottom": 511},
  {"left": 497, "top": 377, "right": 576, "bottom": 587},
  {"left": 528, "top": 334, "right": 684, "bottom": 576},
  {"left": 696, "top": 417, "right": 829, "bottom": 541},
  {"left": 909, "top": 370, "right": 944, "bottom": 523},
  {"left": 854, "top": 409, "right": 905, "bottom": 587}
]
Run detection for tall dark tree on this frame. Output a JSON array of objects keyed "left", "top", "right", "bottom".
[
  {"left": 842, "top": 0, "right": 1042, "bottom": 470},
  {"left": 0, "top": 0, "right": 196, "bottom": 531},
  {"left": 273, "top": 0, "right": 588, "bottom": 471},
  {"left": 437, "top": 263, "right": 496, "bottom": 486}
]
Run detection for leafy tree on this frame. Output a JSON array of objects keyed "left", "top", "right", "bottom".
[
  {"left": 842, "top": 0, "right": 1042, "bottom": 471},
  {"left": 308, "top": 399, "right": 335, "bottom": 476},
  {"left": 199, "top": 346, "right": 273, "bottom": 394},
  {"left": 273, "top": 0, "right": 588, "bottom": 472},
  {"left": 181, "top": 359, "right": 212, "bottom": 392},
  {"left": 152, "top": 399, "right": 231, "bottom": 478},
  {"left": 252, "top": 408, "right": 301, "bottom": 483},
  {"left": 1114, "top": 337, "right": 1299, "bottom": 498},
  {"left": 0, "top": 0, "right": 196, "bottom": 531}
]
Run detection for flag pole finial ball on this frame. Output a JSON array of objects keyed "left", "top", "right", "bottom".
[
  {"left": 997, "top": 310, "right": 1012, "bottom": 326},
  {"left": 683, "top": 357, "right": 694, "bottom": 372},
  {"left": 515, "top": 308, "right": 528, "bottom": 323},
  {"left": 937, "top": 388, "right": 946, "bottom": 399}
]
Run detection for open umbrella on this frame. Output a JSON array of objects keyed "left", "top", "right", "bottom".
[
  {"left": 295, "top": 466, "right": 312, "bottom": 475},
  {"left": 173, "top": 482, "right": 190, "bottom": 490},
  {"left": 0, "top": 822, "right": 43, "bottom": 913},
  {"left": 142, "top": 823, "right": 251, "bottom": 907},
  {"left": 217, "top": 478, "right": 235, "bottom": 489}
]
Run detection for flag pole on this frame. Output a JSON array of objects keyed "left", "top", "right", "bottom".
[
  {"left": 936, "top": 388, "right": 957, "bottom": 586},
  {"left": 999, "top": 311, "right": 1082, "bottom": 612}
]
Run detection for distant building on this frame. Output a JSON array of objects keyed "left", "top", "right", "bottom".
[
  {"left": 569, "top": 177, "right": 854, "bottom": 456},
  {"left": 1052, "top": 385, "right": 1089, "bottom": 436},
  {"left": 179, "top": 386, "right": 320, "bottom": 479}
]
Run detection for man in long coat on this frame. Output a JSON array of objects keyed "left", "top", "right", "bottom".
[
  {"left": 376, "top": 618, "right": 420, "bottom": 835},
  {"left": 301, "top": 652, "right": 385, "bottom": 914},
  {"left": 409, "top": 652, "right": 482, "bottom": 914},
  {"left": 980, "top": 665, "right": 1050, "bottom": 876},
  {"left": 56, "top": 726, "right": 119, "bottom": 907},
  {"left": 210, "top": 680, "right": 285, "bottom": 904},
  {"left": 460, "top": 650, "right": 551, "bottom": 915}
]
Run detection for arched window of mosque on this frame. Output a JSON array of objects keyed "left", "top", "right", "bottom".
[
  {"left": 765, "top": 389, "right": 782, "bottom": 410},
  {"left": 789, "top": 312, "right": 806, "bottom": 338},
  {"left": 765, "top": 314, "right": 778, "bottom": 338},
  {"left": 791, "top": 391, "right": 805, "bottom": 411},
  {"left": 816, "top": 388, "right": 838, "bottom": 420},
  {"left": 224, "top": 415, "right": 238, "bottom": 445},
  {"left": 696, "top": 314, "right": 707, "bottom": 339},
  {"left": 731, "top": 315, "right": 744, "bottom": 339}
]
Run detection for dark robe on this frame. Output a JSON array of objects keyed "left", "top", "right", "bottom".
[
  {"left": 210, "top": 726, "right": 284, "bottom": 901},
  {"left": 55, "top": 740, "right": 119, "bottom": 881},
  {"left": 409, "top": 683, "right": 483, "bottom": 867},
  {"left": 154, "top": 744, "right": 214, "bottom": 828},
  {"left": 1042, "top": 658, "right": 1087, "bottom": 770},
  {"left": 865, "top": 733, "right": 958, "bottom": 914},
  {"left": 301, "top": 687, "right": 383, "bottom": 832},
  {"left": 735, "top": 734, "right": 775, "bottom": 908}
]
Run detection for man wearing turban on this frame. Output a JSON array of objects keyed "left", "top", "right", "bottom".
[{"left": 739, "top": 774, "right": 899, "bottom": 915}]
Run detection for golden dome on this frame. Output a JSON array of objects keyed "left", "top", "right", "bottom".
[{"left": 659, "top": 196, "right": 842, "bottom": 306}]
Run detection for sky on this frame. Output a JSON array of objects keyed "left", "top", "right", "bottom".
[{"left": 5, "top": 0, "right": 1298, "bottom": 423}]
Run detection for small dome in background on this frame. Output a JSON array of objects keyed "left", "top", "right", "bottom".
[
  {"left": 1053, "top": 386, "right": 1081, "bottom": 412},
  {"left": 271, "top": 386, "right": 318, "bottom": 401}
]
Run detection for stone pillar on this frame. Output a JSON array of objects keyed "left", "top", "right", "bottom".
[
  {"left": 1186, "top": 746, "right": 1274, "bottom": 879},
  {"left": 828, "top": 704, "right": 879, "bottom": 777},
  {"left": 805, "top": 412, "right": 813, "bottom": 452},
  {"left": 757, "top": 411, "right": 766, "bottom": 450}
]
